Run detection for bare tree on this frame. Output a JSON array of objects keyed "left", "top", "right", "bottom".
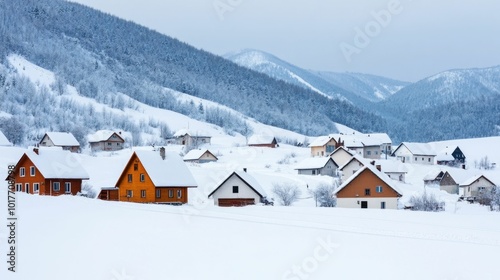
[
  {"left": 477, "top": 186, "right": 500, "bottom": 211},
  {"left": 81, "top": 183, "right": 98, "bottom": 199},
  {"left": 408, "top": 191, "right": 444, "bottom": 212},
  {"left": 272, "top": 183, "right": 302, "bottom": 206},
  {"left": 310, "top": 183, "right": 337, "bottom": 207}
]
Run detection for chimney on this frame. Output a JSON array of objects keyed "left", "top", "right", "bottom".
[
  {"left": 33, "top": 147, "right": 39, "bottom": 155},
  {"left": 160, "top": 147, "right": 166, "bottom": 160},
  {"left": 243, "top": 168, "right": 247, "bottom": 173},
  {"left": 376, "top": 165, "right": 382, "bottom": 172}
]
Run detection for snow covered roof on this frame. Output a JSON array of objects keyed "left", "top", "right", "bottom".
[
  {"left": 367, "top": 133, "right": 392, "bottom": 144},
  {"left": 423, "top": 170, "right": 446, "bottom": 181},
  {"left": 309, "top": 136, "right": 333, "bottom": 147},
  {"left": 173, "top": 128, "right": 210, "bottom": 138},
  {"left": 295, "top": 157, "right": 337, "bottom": 170},
  {"left": 131, "top": 150, "right": 198, "bottom": 187},
  {"left": 334, "top": 163, "right": 402, "bottom": 196},
  {"left": 0, "top": 130, "right": 12, "bottom": 146},
  {"left": 375, "top": 160, "right": 408, "bottom": 174},
  {"left": 459, "top": 175, "right": 497, "bottom": 187},
  {"left": 339, "top": 154, "right": 367, "bottom": 170},
  {"left": 23, "top": 147, "right": 89, "bottom": 179},
  {"left": 329, "top": 146, "right": 353, "bottom": 157},
  {"left": 394, "top": 142, "right": 436, "bottom": 156},
  {"left": 183, "top": 149, "right": 217, "bottom": 161},
  {"left": 42, "top": 132, "right": 80, "bottom": 146},
  {"left": 88, "top": 130, "right": 124, "bottom": 143},
  {"left": 248, "top": 134, "right": 276, "bottom": 145},
  {"left": 330, "top": 134, "right": 382, "bottom": 148},
  {"left": 436, "top": 146, "right": 457, "bottom": 161},
  {"left": 208, "top": 170, "right": 267, "bottom": 198}
]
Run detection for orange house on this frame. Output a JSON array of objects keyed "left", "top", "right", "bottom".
[
  {"left": 6, "top": 147, "right": 89, "bottom": 195},
  {"left": 98, "top": 148, "right": 198, "bottom": 204},
  {"left": 334, "top": 164, "right": 402, "bottom": 209}
]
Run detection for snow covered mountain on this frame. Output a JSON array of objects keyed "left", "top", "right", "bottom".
[{"left": 225, "top": 49, "right": 409, "bottom": 103}]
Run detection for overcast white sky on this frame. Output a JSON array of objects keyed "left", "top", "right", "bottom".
[{"left": 69, "top": 0, "right": 500, "bottom": 82}]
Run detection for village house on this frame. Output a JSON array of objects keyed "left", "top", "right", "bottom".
[
  {"left": 39, "top": 132, "right": 80, "bottom": 153},
  {"left": 248, "top": 134, "right": 278, "bottom": 148},
  {"left": 391, "top": 142, "right": 436, "bottom": 165},
  {"left": 88, "top": 130, "right": 125, "bottom": 152},
  {"left": 0, "top": 130, "right": 12, "bottom": 146},
  {"left": 334, "top": 164, "right": 402, "bottom": 209},
  {"left": 208, "top": 169, "right": 267, "bottom": 207},
  {"left": 309, "top": 136, "right": 338, "bottom": 157},
  {"left": 368, "top": 133, "right": 393, "bottom": 155},
  {"left": 436, "top": 146, "right": 466, "bottom": 167},
  {"left": 423, "top": 170, "right": 459, "bottom": 194},
  {"left": 166, "top": 129, "right": 211, "bottom": 147},
  {"left": 339, "top": 155, "right": 366, "bottom": 181},
  {"left": 330, "top": 134, "right": 383, "bottom": 159},
  {"left": 7, "top": 147, "right": 89, "bottom": 195},
  {"left": 295, "top": 157, "right": 338, "bottom": 177},
  {"left": 329, "top": 146, "right": 353, "bottom": 167},
  {"left": 98, "top": 148, "right": 197, "bottom": 204},
  {"left": 375, "top": 160, "right": 408, "bottom": 183},
  {"left": 459, "top": 175, "right": 497, "bottom": 201},
  {"left": 183, "top": 149, "right": 218, "bottom": 163}
]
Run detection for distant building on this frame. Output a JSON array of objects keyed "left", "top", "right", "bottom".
[
  {"left": 0, "top": 130, "right": 12, "bottom": 146},
  {"left": 295, "top": 157, "right": 338, "bottom": 177},
  {"left": 88, "top": 130, "right": 125, "bottom": 152},
  {"left": 391, "top": 142, "right": 436, "bottom": 165},
  {"left": 166, "top": 129, "right": 211, "bottom": 147},
  {"left": 7, "top": 147, "right": 89, "bottom": 196},
  {"left": 459, "top": 175, "right": 497, "bottom": 201},
  {"left": 374, "top": 160, "right": 408, "bottom": 183},
  {"left": 248, "top": 134, "right": 278, "bottom": 148},
  {"left": 339, "top": 155, "right": 366, "bottom": 181},
  {"left": 183, "top": 149, "right": 218, "bottom": 163},
  {"left": 329, "top": 146, "right": 353, "bottom": 167},
  {"left": 39, "top": 132, "right": 80, "bottom": 153},
  {"left": 424, "top": 170, "right": 459, "bottom": 194},
  {"left": 436, "top": 146, "right": 466, "bottom": 167},
  {"left": 309, "top": 136, "right": 338, "bottom": 157},
  {"left": 208, "top": 170, "right": 267, "bottom": 207}
]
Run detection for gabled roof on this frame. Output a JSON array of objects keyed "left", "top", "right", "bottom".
[
  {"left": 436, "top": 146, "right": 459, "bottom": 161},
  {"left": 248, "top": 134, "right": 277, "bottom": 145},
  {"left": 392, "top": 142, "right": 436, "bottom": 156},
  {"left": 295, "top": 157, "right": 338, "bottom": 170},
  {"left": 309, "top": 136, "right": 334, "bottom": 147},
  {"left": 88, "top": 130, "right": 124, "bottom": 143},
  {"left": 339, "top": 154, "right": 366, "bottom": 170},
  {"left": 41, "top": 132, "right": 80, "bottom": 146},
  {"left": 208, "top": 171, "right": 266, "bottom": 198},
  {"left": 330, "top": 133, "right": 382, "bottom": 148},
  {"left": 459, "top": 175, "right": 497, "bottom": 187},
  {"left": 173, "top": 128, "right": 211, "bottom": 138},
  {"left": 334, "top": 164, "right": 402, "bottom": 196},
  {"left": 367, "top": 133, "right": 392, "bottom": 144},
  {"left": 120, "top": 150, "right": 197, "bottom": 187},
  {"left": 375, "top": 160, "right": 408, "bottom": 174},
  {"left": 329, "top": 146, "right": 353, "bottom": 157},
  {"left": 0, "top": 130, "right": 12, "bottom": 146},
  {"left": 13, "top": 148, "right": 89, "bottom": 179},
  {"left": 183, "top": 149, "right": 218, "bottom": 161}
]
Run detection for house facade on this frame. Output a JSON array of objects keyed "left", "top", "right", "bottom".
[
  {"left": 167, "top": 129, "right": 211, "bottom": 147},
  {"left": 436, "top": 146, "right": 466, "bottom": 167},
  {"left": 329, "top": 146, "right": 353, "bottom": 167},
  {"left": 460, "top": 175, "right": 496, "bottom": 200},
  {"left": 295, "top": 157, "right": 338, "bottom": 177},
  {"left": 340, "top": 156, "right": 366, "bottom": 181},
  {"left": 7, "top": 148, "right": 89, "bottom": 196},
  {"left": 208, "top": 170, "right": 266, "bottom": 207},
  {"left": 310, "top": 136, "right": 337, "bottom": 157},
  {"left": 39, "top": 132, "right": 80, "bottom": 153},
  {"left": 183, "top": 149, "right": 218, "bottom": 163},
  {"left": 98, "top": 148, "right": 197, "bottom": 204},
  {"left": 424, "top": 170, "right": 459, "bottom": 194},
  {"left": 334, "top": 165, "right": 402, "bottom": 209},
  {"left": 88, "top": 130, "right": 125, "bottom": 152},
  {"left": 392, "top": 142, "right": 436, "bottom": 165}
]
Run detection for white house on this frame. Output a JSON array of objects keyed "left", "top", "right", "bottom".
[
  {"left": 391, "top": 142, "right": 436, "bottom": 165},
  {"left": 208, "top": 170, "right": 267, "bottom": 207},
  {"left": 39, "top": 132, "right": 80, "bottom": 153},
  {"left": 167, "top": 129, "right": 211, "bottom": 147},
  {"left": 329, "top": 146, "right": 353, "bottom": 167},
  {"left": 375, "top": 159, "right": 408, "bottom": 183},
  {"left": 0, "top": 130, "right": 13, "bottom": 146},
  {"left": 334, "top": 164, "right": 402, "bottom": 209},
  {"left": 295, "top": 157, "right": 338, "bottom": 177},
  {"left": 339, "top": 155, "right": 366, "bottom": 181},
  {"left": 88, "top": 130, "right": 125, "bottom": 152},
  {"left": 367, "top": 133, "right": 392, "bottom": 155},
  {"left": 459, "top": 175, "right": 497, "bottom": 200},
  {"left": 183, "top": 149, "right": 218, "bottom": 163}
]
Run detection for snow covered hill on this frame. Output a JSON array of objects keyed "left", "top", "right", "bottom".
[{"left": 226, "top": 49, "right": 409, "bottom": 103}]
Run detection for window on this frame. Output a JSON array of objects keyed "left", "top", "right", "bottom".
[
  {"left": 428, "top": 158, "right": 431, "bottom": 162},
  {"left": 30, "top": 166, "right": 36, "bottom": 176},
  {"left": 134, "top": 164, "right": 138, "bottom": 171},
  {"left": 20, "top": 167, "right": 25, "bottom": 177},
  {"left": 168, "top": 190, "right": 174, "bottom": 198},
  {"left": 141, "top": 190, "right": 146, "bottom": 198},
  {"left": 177, "top": 189, "right": 182, "bottom": 199},
  {"left": 53, "top": 182, "right": 60, "bottom": 191},
  {"left": 376, "top": 186, "right": 383, "bottom": 193},
  {"left": 381, "top": 202, "right": 386, "bottom": 209},
  {"left": 312, "top": 170, "right": 316, "bottom": 175},
  {"left": 25, "top": 183, "right": 30, "bottom": 193},
  {"left": 414, "top": 157, "right": 417, "bottom": 161},
  {"left": 65, "top": 182, "right": 71, "bottom": 193},
  {"left": 15, "top": 183, "right": 22, "bottom": 192},
  {"left": 232, "top": 186, "right": 239, "bottom": 193},
  {"left": 422, "top": 157, "right": 424, "bottom": 161},
  {"left": 367, "top": 151, "right": 371, "bottom": 155},
  {"left": 140, "top": 174, "right": 145, "bottom": 182},
  {"left": 156, "top": 189, "right": 161, "bottom": 198},
  {"left": 126, "top": 190, "right": 133, "bottom": 198},
  {"left": 34, "top": 183, "right": 40, "bottom": 193},
  {"left": 365, "top": 188, "right": 371, "bottom": 196},
  {"left": 128, "top": 174, "right": 132, "bottom": 182},
  {"left": 107, "top": 142, "right": 112, "bottom": 146},
  {"left": 375, "top": 151, "right": 378, "bottom": 155}
]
